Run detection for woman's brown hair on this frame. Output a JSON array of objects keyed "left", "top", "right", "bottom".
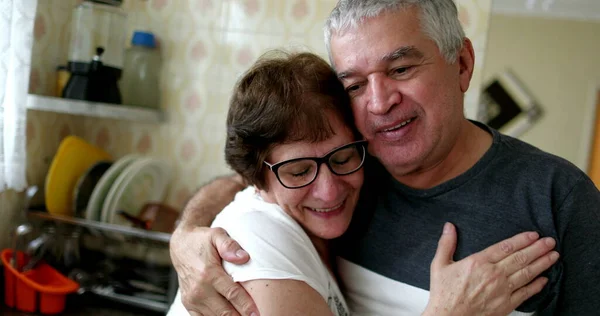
[{"left": 225, "top": 50, "right": 359, "bottom": 189}]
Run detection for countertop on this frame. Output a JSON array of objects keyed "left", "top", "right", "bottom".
[
  {"left": 0, "top": 293, "right": 166, "bottom": 315},
  {"left": 1, "top": 266, "right": 167, "bottom": 316}
]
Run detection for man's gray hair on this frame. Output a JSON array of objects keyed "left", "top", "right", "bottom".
[{"left": 324, "top": 0, "right": 466, "bottom": 64}]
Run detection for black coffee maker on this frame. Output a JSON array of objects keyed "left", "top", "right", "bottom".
[
  {"left": 62, "top": 0, "right": 126, "bottom": 104},
  {"left": 63, "top": 47, "right": 122, "bottom": 104}
]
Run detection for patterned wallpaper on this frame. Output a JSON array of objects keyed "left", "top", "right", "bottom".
[{"left": 1, "top": 0, "right": 492, "bottom": 248}]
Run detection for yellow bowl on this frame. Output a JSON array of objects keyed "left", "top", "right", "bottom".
[{"left": 45, "top": 136, "right": 112, "bottom": 216}]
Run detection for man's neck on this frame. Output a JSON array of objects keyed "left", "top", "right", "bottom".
[{"left": 394, "top": 120, "right": 493, "bottom": 189}]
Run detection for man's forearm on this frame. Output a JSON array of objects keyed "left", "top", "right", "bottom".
[{"left": 177, "top": 174, "right": 246, "bottom": 229}]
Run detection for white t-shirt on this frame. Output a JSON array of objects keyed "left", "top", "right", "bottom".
[
  {"left": 337, "top": 258, "right": 534, "bottom": 316},
  {"left": 167, "top": 187, "right": 349, "bottom": 316}
]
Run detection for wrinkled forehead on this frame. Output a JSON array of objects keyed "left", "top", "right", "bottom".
[
  {"left": 328, "top": 7, "right": 424, "bottom": 59},
  {"left": 329, "top": 10, "right": 425, "bottom": 70}
]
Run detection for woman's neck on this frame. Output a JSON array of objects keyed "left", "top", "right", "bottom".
[{"left": 310, "top": 235, "right": 333, "bottom": 273}]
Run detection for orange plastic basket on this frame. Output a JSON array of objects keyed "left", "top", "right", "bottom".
[{"left": 2, "top": 249, "right": 79, "bottom": 314}]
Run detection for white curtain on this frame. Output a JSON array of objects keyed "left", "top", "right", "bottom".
[{"left": 0, "top": 0, "right": 38, "bottom": 191}]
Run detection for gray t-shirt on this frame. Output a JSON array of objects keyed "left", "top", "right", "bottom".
[{"left": 335, "top": 122, "right": 600, "bottom": 315}]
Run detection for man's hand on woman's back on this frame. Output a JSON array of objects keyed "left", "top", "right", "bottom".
[
  {"left": 170, "top": 225, "right": 258, "bottom": 316},
  {"left": 168, "top": 174, "right": 258, "bottom": 316}
]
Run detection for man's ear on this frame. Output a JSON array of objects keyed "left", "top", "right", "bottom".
[{"left": 458, "top": 38, "right": 475, "bottom": 93}]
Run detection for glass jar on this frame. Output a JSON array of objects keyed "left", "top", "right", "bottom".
[
  {"left": 120, "top": 31, "right": 162, "bottom": 108},
  {"left": 68, "top": 0, "right": 127, "bottom": 71},
  {"left": 60, "top": 228, "right": 82, "bottom": 274}
]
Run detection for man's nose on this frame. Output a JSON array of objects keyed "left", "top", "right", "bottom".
[
  {"left": 367, "top": 74, "right": 401, "bottom": 115},
  {"left": 311, "top": 166, "right": 343, "bottom": 202}
]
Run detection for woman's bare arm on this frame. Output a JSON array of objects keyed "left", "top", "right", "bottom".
[{"left": 241, "top": 279, "right": 334, "bottom": 316}]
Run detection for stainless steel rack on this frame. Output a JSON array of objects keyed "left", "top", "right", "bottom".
[
  {"left": 26, "top": 211, "right": 175, "bottom": 313},
  {"left": 27, "top": 211, "right": 171, "bottom": 243}
]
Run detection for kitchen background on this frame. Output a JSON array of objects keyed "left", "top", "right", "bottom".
[
  {"left": 483, "top": 8, "right": 600, "bottom": 171},
  {"left": 0, "top": 0, "right": 494, "bottom": 249}
]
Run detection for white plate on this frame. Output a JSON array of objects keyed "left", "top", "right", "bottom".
[
  {"left": 105, "top": 158, "right": 171, "bottom": 226},
  {"left": 101, "top": 157, "right": 171, "bottom": 227},
  {"left": 86, "top": 155, "right": 140, "bottom": 221},
  {"left": 101, "top": 157, "right": 151, "bottom": 224}
]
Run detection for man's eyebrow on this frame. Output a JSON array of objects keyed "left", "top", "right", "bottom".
[
  {"left": 382, "top": 46, "right": 424, "bottom": 62},
  {"left": 337, "top": 46, "right": 424, "bottom": 80},
  {"left": 337, "top": 70, "right": 354, "bottom": 80}
]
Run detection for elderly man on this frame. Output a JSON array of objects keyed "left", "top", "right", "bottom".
[{"left": 170, "top": 0, "right": 600, "bottom": 315}]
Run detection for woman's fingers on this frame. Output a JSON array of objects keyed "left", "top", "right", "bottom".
[
  {"left": 426, "top": 224, "right": 559, "bottom": 316},
  {"left": 507, "top": 249, "right": 559, "bottom": 289},
  {"left": 431, "top": 222, "right": 458, "bottom": 270},
  {"left": 499, "top": 237, "right": 557, "bottom": 276},
  {"left": 479, "top": 231, "right": 541, "bottom": 263},
  {"left": 509, "top": 277, "right": 549, "bottom": 308}
]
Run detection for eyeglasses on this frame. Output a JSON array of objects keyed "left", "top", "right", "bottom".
[{"left": 263, "top": 140, "right": 367, "bottom": 189}]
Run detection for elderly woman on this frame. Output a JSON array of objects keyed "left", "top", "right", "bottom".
[{"left": 168, "top": 51, "right": 554, "bottom": 316}]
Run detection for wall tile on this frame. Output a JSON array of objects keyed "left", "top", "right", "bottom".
[
  {"left": 188, "top": 0, "right": 227, "bottom": 30},
  {"left": 183, "top": 30, "right": 221, "bottom": 77},
  {"left": 284, "top": 0, "right": 336, "bottom": 37},
  {"left": 222, "top": 0, "right": 284, "bottom": 35},
  {"left": 22, "top": 0, "right": 494, "bottom": 218}
]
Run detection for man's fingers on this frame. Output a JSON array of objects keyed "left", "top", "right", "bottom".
[
  {"left": 431, "top": 222, "right": 457, "bottom": 269},
  {"left": 205, "top": 296, "right": 242, "bottom": 316},
  {"left": 508, "top": 250, "right": 559, "bottom": 289},
  {"left": 213, "top": 272, "right": 259, "bottom": 316},
  {"left": 480, "top": 231, "right": 540, "bottom": 263},
  {"left": 180, "top": 277, "right": 210, "bottom": 315},
  {"left": 182, "top": 291, "right": 217, "bottom": 316},
  {"left": 212, "top": 227, "right": 250, "bottom": 264},
  {"left": 499, "top": 237, "right": 556, "bottom": 276},
  {"left": 185, "top": 272, "right": 242, "bottom": 316},
  {"left": 509, "top": 277, "right": 549, "bottom": 309}
]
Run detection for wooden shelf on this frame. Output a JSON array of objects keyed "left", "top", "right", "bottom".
[{"left": 26, "top": 94, "right": 165, "bottom": 123}]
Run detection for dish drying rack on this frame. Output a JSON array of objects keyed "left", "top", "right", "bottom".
[
  {"left": 23, "top": 210, "right": 177, "bottom": 313},
  {"left": 27, "top": 211, "right": 171, "bottom": 244}
]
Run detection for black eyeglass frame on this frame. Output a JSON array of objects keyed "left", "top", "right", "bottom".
[{"left": 263, "top": 140, "right": 368, "bottom": 189}]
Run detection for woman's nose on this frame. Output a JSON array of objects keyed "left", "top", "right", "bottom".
[{"left": 310, "top": 166, "right": 343, "bottom": 202}]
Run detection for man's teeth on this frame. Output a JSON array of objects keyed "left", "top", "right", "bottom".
[
  {"left": 310, "top": 202, "right": 344, "bottom": 213},
  {"left": 383, "top": 118, "right": 413, "bottom": 132}
]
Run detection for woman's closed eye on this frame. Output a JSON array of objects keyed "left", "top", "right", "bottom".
[
  {"left": 331, "top": 156, "right": 352, "bottom": 166},
  {"left": 331, "top": 148, "right": 359, "bottom": 165},
  {"left": 291, "top": 169, "right": 311, "bottom": 177},
  {"left": 283, "top": 164, "right": 315, "bottom": 178}
]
